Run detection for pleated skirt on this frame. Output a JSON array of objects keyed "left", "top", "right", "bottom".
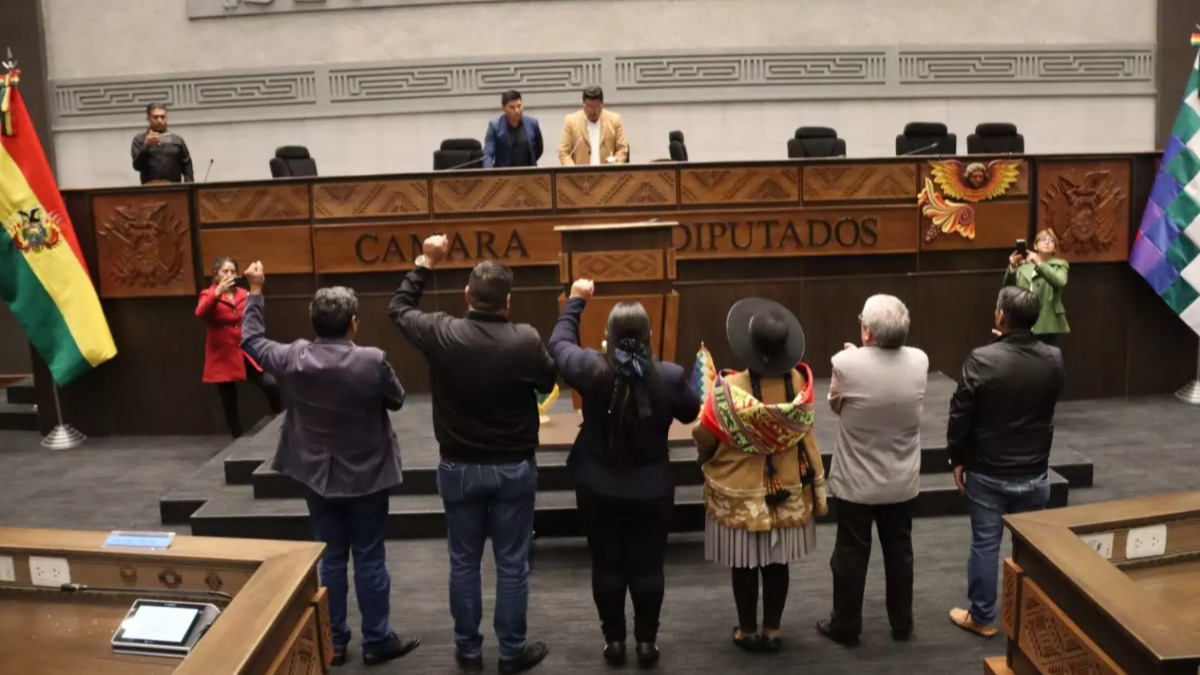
[{"left": 704, "top": 517, "right": 817, "bottom": 568}]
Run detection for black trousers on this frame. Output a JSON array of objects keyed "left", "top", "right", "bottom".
[
  {"left": 731, "top": 564, "right": 789, "bottom": 632},
  {"left": 575, "top": 483, "right": 672, "bottom": 643},
  {"left": 216, "top": 359, "right": 281, "bottom": 438},
  {"left": 828, "top": 497, "right": 915, "bottom": 636}
]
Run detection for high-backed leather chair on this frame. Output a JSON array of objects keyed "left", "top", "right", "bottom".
[
  {"left": 433, "top": 139, "right": 484, "bottom": 171},
  {"left": 668, "top": 130, "right": 689, "bottom": 161},
  {"left": 787, "top": 127, "right": 846, "bottom": 158},
  {"left": 967, "top": 122, "right": 1025, "bottom": 154},
  {"left": 895, "top": 122, "right": 956, "bottom": 155},
  {"left": 268, "top": 146, "right": 318, "bottom": 178}
]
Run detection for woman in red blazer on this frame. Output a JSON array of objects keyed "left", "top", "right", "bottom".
[{"left": 196, "top": 256, "right": 281, "bottom": 437}]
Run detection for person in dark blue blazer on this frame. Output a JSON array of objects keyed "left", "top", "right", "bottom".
[
  {"left": 482, "top": 90, "right": 543, "bottom": 168},
  {"left": 549, "top": 278, "right": 701, "bottom": 669}
]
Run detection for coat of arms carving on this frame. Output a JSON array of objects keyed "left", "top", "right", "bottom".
[
  {"left": 98, "top": 202, "right": 187, "bottom": 288},
  {"left": 1040, "top": 172, "right": 1124, "bottom": 254}
]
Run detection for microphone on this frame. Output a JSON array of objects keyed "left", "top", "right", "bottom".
[
  {"left": 446, "top": 155, "right": 484, "bottom": 171},
  {"left": 899, "top": 141, "right": 943, "bottom": 157},
  {"left": 564, "top": 135, "right": 587, "bottom": 165},
  {"left": 202, "top": 158, "right": 214, "bottom": 182}
]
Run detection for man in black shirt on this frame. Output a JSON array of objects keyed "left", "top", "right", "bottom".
[
  {"left": 482, "top": 90, "right": 543, "bottom": 168},
  {"left": 131, "top": 103, "right": 194, "bottom": 184},
  {"left": 388, "top": 235, "right": 555, "bottom": 673}
]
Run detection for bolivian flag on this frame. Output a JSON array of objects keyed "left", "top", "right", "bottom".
[{"left": 0, "top": 71, "right": 116, "bottom": 384}]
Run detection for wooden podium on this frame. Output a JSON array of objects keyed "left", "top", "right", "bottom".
[
  {"left": 988, "top": 491, "right": 1200, "bottom": 675},
  {"left": 553, "top": 221, "right": 680, "bottom": 409}
]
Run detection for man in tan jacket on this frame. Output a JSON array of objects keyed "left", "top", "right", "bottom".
[{"left": 558, "top": 86, "right": 629, "bottom": 166}]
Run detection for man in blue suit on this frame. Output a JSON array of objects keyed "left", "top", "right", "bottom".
[{"left": 483, "top": 90, "right": 543, "bottom": 168}]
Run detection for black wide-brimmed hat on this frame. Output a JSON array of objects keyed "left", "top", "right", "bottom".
[{"left": 726, "top": 298, "right": 806, "bottom": 377}]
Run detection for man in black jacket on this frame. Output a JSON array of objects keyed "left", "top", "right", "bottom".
[
  {"left": 946, "top": 286, "right": 1064, "bottom": 638},
  {"left": 388, "top": 235, "right": 556, "bottom": 674}
]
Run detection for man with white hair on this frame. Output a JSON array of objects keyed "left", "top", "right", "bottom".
[{"left": 816, "top": 294, "right": 928, "bottom": 647}]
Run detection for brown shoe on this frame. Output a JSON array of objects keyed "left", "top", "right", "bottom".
[{"left": 949, "top": 608, "right": 997, "bottom": 638}]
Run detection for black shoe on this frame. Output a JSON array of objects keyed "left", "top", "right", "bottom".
[
  {"left": 603, "top": 641, "right": 626, "bottom": 667},
  {"left": 455, "top": 651, "right": 484, "bottom": 671},
  {"left": 635, "top": 642, "right": 659, "bottom": 667},
  {"left": 758, "top": 635, "right": 782, "bottom": 653},
  {"left": 330, "top": 646, "right": 348, "bottom": 667},
  {"left": 499, "top": 641, "right": 549, "bottom": 674},
  {"left": 362, "top": 633, "right": 420, "bottom": 666},
  {"left": 732, "top": 626, "right": 759, "bottom": 652},
  {"left": 892, "top": 626, "right": 913, "bottom": 642},
  {"left": 815, "top": 620, "right": 859, "bottom": 647}
]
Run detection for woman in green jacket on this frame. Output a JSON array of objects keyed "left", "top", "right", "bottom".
[{"left": 1003, "top": 228, "right": 1069, "bottom": 345}]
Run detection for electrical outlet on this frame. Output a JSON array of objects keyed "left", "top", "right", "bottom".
[
  {"left": 28, "top": 556, "right": 70, "bottom": 587},
  {"left": 0, "top": 556, "right": 14, "bottom": 582},
  {"left": 1079, "top": 533, "right": 1114, "bottom": 560},
  {"left": 1126, "top": 524, "right": 1168, "bottom": 559}
]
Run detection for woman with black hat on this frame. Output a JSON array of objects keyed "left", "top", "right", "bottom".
[
  {"left": 549, "top": 278, "right": 702, "bottom": 668},
  {"left": 694, "top": 297, "right": 828, "bottom": 652}
]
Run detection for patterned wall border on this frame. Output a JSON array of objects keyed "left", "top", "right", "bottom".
[{"left": 50, "top": 45, "right": 1154, "bottom": 131}]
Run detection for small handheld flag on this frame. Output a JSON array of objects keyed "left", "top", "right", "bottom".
[{"left": 691, "top": 342, "right": 717, "bottom": 401}]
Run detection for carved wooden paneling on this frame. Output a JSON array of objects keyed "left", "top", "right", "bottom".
[
  {"left": 61, "top": 558, "right": 253, "bottom": 596},
  {"left": 672, "top": 206, "right": 919, "bottom": 260},
  {"left": 313, "top": 179, "right": 430, "bottom": 219},
  {"left": 312, "top": 219, "right": 560, "bottom": 272},
  {"left": 267, "top": 607, "right": 322, "bottom": 675},
  {"left": 200, "top": 226, "right": 314, "bottom": 276},
  {"left": 1017, "top": 578, "right": 1126, "bottom": 675},
  {"left": 313, "top": 587, "right": 334, "bottom": 667},
  {"left": 802, "top": 163, "right": 917, "bottom": 202},
  {"left": 680, "top": 166, "right": 799, "bottom": 205},
  {"left": 572, "top": 250, "right": 664, "bottom": 282},
  {"left": 1037, "top": 160, "right": 1131, "bottom": 263},
  {"left": 197, "top": 185, "right": 311, "bottom": 224},
  {"left": 431, "top": 174, "right": 553, "bottom": 215},
  {"left": 93, "top": 191, "right": 197, "bottom": 298},
  {"left": 919, "top": 201, "right": 1030, "bottom": 252},
  {"left": 919, "top": 159, "right": 1030, "bottom": 198},
  {"left": 1001, "top": 559, "right": 1023, "bottom": 640},
  {"left": 556, "top": 170, "right": 677, "bottom": 210}
]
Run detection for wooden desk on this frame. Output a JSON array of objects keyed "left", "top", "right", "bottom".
[
  {"left": 40, "top": 153, "right": 1198, "bottom": 435},
  {"left": 0, "top": 528, "right": 332, "bottom": 675},
  {"left": 995, "top": 491, "right": 1200, "bottom": 675}
]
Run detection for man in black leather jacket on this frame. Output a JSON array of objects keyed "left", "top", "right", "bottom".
[{"left": 946, "top": 286, "right": 1065, "bottom": 638}]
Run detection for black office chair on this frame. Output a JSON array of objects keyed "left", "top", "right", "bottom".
[
  {"left": 668, "top": 130, "right": 689, "bottom": 161},
  {"left": 268, "top": 146, "right": 318, "bottom": 178},
  {"left": 433, "top": 139, "right": 484, "bottom": 171},
  {"left": 967, "top": 123, "right": 1025, "bottom": 154},
  {"left": 895, "top": 122, "right": 956, "bottom": 156},
  {"left": 787, "top": 127, "right": 846, "bottom": 158}
]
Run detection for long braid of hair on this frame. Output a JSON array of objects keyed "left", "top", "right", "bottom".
[{"left": 750, "top": 369, "right": 797, "bottom": 504}]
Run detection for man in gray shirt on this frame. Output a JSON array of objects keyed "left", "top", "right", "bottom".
[
  {"left": 130, "top": 103, "right": 193, "bottom": 184},
  {"left": 816, "top": 294, "right": 928, "bottom": 647}
]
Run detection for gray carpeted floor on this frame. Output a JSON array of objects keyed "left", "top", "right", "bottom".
[{"left": 0, "top": 393, "right": 1197, "bottom": 674}]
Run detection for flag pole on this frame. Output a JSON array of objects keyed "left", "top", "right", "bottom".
[
  {"left": 1178, "top": 343, "right": 1200, "bottom": 404},
  {"left": 41, "top": 383, "right": 85, "bottom": 449}
]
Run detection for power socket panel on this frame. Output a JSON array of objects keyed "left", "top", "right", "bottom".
[
  {"left": 1079, "top": 532, "right": 1114, "bottom": 560},
  {"left": 0, "top": 555, "right": 14, "bottom": 583},
  {"left": 1125, "top": 524, "right": 1168, "bottom": 560},
  {"left": 28, "top": 556, "right": 71, "bottom": 587}
]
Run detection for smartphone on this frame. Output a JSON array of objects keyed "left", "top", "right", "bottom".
[
  {"left": 1015, "top": 238, "right": 1027, "bottom": 257},
  {"left": 232, "top": 275, "right": 250, "bottom": 290}
]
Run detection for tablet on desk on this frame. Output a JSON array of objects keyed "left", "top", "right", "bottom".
[{"left": 111, "top": 599, "right": 221, "bottom": 658}]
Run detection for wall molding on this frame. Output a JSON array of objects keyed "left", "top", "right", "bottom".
[
  {"left": 186, "top": 0, "right": 544, "bottom": 19},
  {"left": 50, "top": 45, "right": 1155, "bottom": 132}
]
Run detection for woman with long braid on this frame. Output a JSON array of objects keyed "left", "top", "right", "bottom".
[
  {"left": 694, "top": 297, "right": 828, "bottom": 653},
  {"left": 549, "top": 279, "right": 701, "bottom": 668}
]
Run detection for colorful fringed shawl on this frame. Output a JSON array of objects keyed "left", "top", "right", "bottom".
[{"left": 699, "top": 363, "right": 815, "bottom": 457}]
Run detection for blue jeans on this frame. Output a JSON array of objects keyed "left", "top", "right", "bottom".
[
  {"left": 303, "top": 488, "right": 394, "bottom": 650},
  {"left": 965, "top": 471, "right": 1051, "bottom": 624},
  {"left": 437, "top": 458, "right": 537, "bottom": 661}
]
